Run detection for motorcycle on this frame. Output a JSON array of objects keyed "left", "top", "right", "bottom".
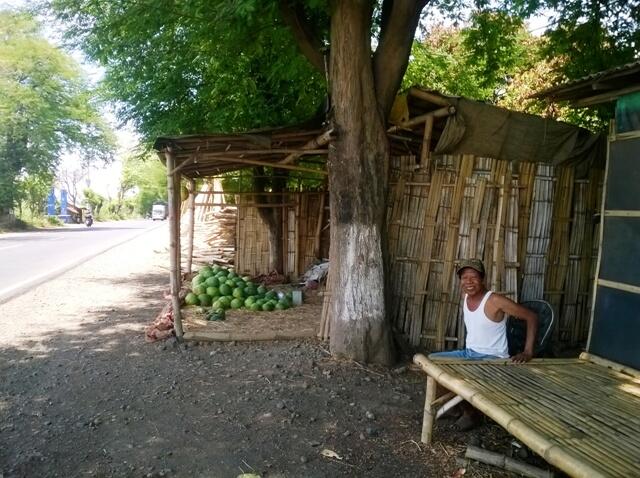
[{"left": 85, "top": 213, "right": 93, "bottom": 227}]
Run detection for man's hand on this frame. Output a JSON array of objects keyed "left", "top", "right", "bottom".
[{"left": 511, "top": 351, "right": 533, "bottom": 363}]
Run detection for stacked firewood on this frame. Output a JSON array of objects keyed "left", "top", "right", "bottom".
[{"left": 186, "top": 206, "right": 237, "bottom": 267}]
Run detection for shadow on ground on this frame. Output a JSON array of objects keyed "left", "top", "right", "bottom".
[{"left": 0, "top": 270, "right": 510, "bottom": 478}]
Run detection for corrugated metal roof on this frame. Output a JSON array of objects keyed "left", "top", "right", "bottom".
[{"left": 532, "top": 60, "right": 640, "bottom": 103}]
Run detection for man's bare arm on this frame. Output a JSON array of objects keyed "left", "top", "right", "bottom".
[{"left": 493, "top": 295, "right": 538, "bottom": 363}]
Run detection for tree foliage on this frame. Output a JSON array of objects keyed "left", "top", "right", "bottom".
[
  {"left": 49, "top": 0, "right": 326, "bottom": 143},
  {"left": 0, "top": 10, "right": 114, "bottom": 218},
  {"left": 119, "top": 154, "right": 167, "bottom": 216},
  {"left": 538, "top": 0, "right": 639, "bottom": 80},
  {"left": 404, "top": 13, "right": 531, "bottom": 102}
]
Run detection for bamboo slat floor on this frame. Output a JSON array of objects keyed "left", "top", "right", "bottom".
[{"left": 414, "top": 353, "right": 640, "bottom": 478}]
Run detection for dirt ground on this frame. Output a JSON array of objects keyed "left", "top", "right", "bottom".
[{"left": 0, "top": 226, "right": 539, "bottom": 478}]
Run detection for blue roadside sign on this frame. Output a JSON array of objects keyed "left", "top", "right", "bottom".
[{"left": 47, "top": 189, "right": 56, "bottom": 216}]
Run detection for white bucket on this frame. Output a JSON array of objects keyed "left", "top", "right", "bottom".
[{"left": 291, "top": 290, "right": 303, "bottom": 306}]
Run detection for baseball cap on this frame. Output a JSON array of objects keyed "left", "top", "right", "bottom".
[{"left": 456, "top": 258, "right": 485, "bottom": 278}]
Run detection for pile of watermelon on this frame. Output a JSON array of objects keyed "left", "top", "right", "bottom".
[{"left": 183, "top": 265, "right": 294, "bottom": 312}]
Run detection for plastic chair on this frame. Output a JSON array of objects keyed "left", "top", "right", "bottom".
[{"left": 507, "top": 299, "right": 555, "bottom": 357}]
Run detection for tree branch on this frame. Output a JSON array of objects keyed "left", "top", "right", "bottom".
[
  {"left": 373, "top": 0, "right": 429, "bottom": 120},
  {"left": 279, "top": 0, "right": 325, "bottom": 73}
]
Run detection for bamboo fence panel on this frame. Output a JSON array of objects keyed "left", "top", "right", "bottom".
[
  {"left": 504, "top": 179, "right": 519, "bottom": 301},
  {"left": 545, "top": 166, "right": 575, "bottom": 342},
  {"left": 560, "top": 179, "right": 587, "bottom": 344},
  {"left": 520, "top": 164, "right": 555, "bottom": 302},
  {"left": 236, "top": 200, "right": 271, "bottom": 276},
  {"left": 285, "top": 204, "right": 297, "bottom": 278},
  {"left": 517, "top": 162, "right": 537, "bottom": 289},
  {"left": 385, "top": 155, "right": 601, "bottom": 351},
  {"left": 232, "top": 192, "right": 326, "bottom": 278}
]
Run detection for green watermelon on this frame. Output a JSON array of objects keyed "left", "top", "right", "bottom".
[
  {"left": 184, "top": 292, "right": 199, "bottom": 306},
  {"left": 198, "top": 294, "right": 212, "bottom": 306}
]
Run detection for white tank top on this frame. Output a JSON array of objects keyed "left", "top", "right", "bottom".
[{"left": 463, "top": 291, "right": 509, "bottom": 358}]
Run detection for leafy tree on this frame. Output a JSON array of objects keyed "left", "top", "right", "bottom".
[
  {"left": 83, "top": 188, "right": 105, "bottom": 216},
  {"left": 404, "top": 13, "right": 531, "bottom": 102},
  {"left": 18, "top": 172, "right": 54, "bottom": 216},
  {"left": 0, "top": 10, "right": 115, "bottom": 220},
  {"left": 538, "top": 0, "right": 639, "bottom": 81},
  {"left": 120, "top": 154, "right": 167, "bottom": 216}
]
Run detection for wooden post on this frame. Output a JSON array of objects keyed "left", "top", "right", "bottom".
[
  {"left": 421, "top": 375, "right": 437, "bottom": 444},
  {"left": 420, "top": 114, "right": 434, "bottom": 170},
  {"left": 313, "top": 192, "right": 326, "bottom": 259},
  {"left": 185, "top": 178, "right": 196, "bottom": 275},
  {"left": 165, "top": 148, "right": 183, "bottom": 339},
  {"left": 279, "top": 129, "right": 333, "bottom": 164},
  {"left": 386, "top": 105, "right": 455, "bottom": 133},
  {"left": 408, "top": 87, "right": 452, "bottom": 107}
]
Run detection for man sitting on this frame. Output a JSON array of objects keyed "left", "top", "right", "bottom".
[{"left": 429, "top": 259, "right": 538, "bottom": 429}]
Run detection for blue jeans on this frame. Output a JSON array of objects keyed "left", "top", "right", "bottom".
[{"left": 428, "top": 348, "right": 500, "bottom": 360}]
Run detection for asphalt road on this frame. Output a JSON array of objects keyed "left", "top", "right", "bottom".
[{"left": 0, "top": 219, "right": 164, "bottom": 304}]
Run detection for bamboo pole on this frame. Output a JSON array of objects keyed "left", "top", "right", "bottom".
[
  {"left": 387, "top": 106, "right": 456, "bottom": 133},
  {"left": 279, "top": 129, "right": 333, "bottom": 164},
  {"left": 165, "top": 148, "right": 183, "bottom": 339},
  {"left": 465, "top": 446, "right": 555, "bottom": 478},
  {"left": 313, "top": 192, "right": 326, "bottom": 259},
  {"left": 420, "top": 114, "right": 434, "bottom": 170},
  {"left": 186, "top": 155, "right": 328, "bottom": 175},
  {"left": 579, "top": 352, "right": 640, "bottom": 378},
  {"left": 204, "top": 148, "right": 327, "bottom": 157},
  {"left": 185, "top": 178, "right": 196, "bottom": 275},
  {"left": 413, "top": 354, "right": 608, "bottom": 478},
  {"left": 408, "top": 87, "right": 452, "bottom": 107},
  {"left": 421, "top": 376, "right": 438, "bottom": 444},
  {"left": 183, "top": 329, "right": 316, "bottom": 342}
]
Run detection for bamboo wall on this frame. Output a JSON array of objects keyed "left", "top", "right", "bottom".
[
  {"left": 384, "top": 154, "right": 603, "bottom": 351},
  {"left": 235, "top": 192, "right": 329, "bottom": 278}
]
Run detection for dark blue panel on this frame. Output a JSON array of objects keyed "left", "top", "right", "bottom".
[
  {"left": 589, "top": 286, "right": 640, "bottom": 369},
  {"left": 599, "top": 217, "right": 640, "bottom": 288},
  {"left": 607, "top": 138, "right": 640, "bottom": 210}
]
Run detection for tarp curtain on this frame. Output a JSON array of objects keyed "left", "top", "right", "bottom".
[{"left": 435, "top": 98, "right": 605, "bottom": 176}]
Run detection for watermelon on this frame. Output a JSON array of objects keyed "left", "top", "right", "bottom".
[
  {"left": 205, "top": 276, "right": 219, "bottom": 287},
  {"left": 230, "top": 298, "right": 243, "bottom": 309},
  {"left": 206, "top": 286, "right": 219, "bottom": 297},
  {"left": 192, "top": 284, "right": 206, "bottom": 296},
  {"left": 219, "top": 284, "right": 232, "bottom": 296},
  {"left": 184, "top": 292, "right": 199, "bottom": 306},
  {"left": 198, "top": 294, "right": 212, "bottom": 306}
]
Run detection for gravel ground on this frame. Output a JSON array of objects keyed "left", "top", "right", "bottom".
[{"left": 0, "top": 225, "right": 520, "bottom": 478}]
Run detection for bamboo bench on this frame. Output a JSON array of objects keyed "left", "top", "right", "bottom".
[{"left": 413, "top": 352, "right": 640, "bottom": 478}]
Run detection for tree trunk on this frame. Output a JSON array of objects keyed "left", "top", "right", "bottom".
[
  {"left": 253, "top": 168, "right": 286, "bottom": 274},
  {"left": 328, "top": 0, "right": 394, "bottom": 365}
]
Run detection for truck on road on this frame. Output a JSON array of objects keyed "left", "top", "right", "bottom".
[{"left": 151, "top": 203, "right": 168, "bottom": 221}]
